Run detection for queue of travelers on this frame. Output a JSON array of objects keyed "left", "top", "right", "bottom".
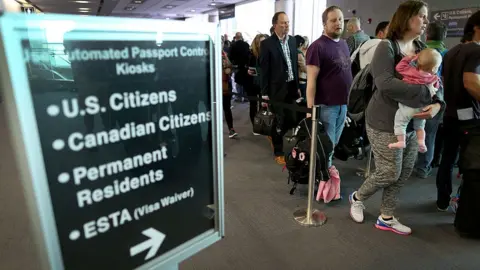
[{"left": 222, "top": 0, "right": 480, "bottom": 238}]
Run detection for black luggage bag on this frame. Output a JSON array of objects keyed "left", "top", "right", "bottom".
[{"left": 454, "top": 126, "right": 480, "bottom": 238}]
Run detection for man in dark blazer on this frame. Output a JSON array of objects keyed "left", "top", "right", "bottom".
[{"left": 260, "top": 11, "right": 299, "bottom": 165}]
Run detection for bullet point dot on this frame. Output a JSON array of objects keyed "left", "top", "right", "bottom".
[
  {"left": 69, "top": 230, "right": 80, "bottom": 241},
  {"left": 80, "top": 110, "right": 85, "bottom": 116},
  {"left": 47, "top": 105, "right": 60, "bottom": 116},
  {"left": 52, "top": 139, "right": 65, "bottom": 150},
  {"left": 101, "top": 107, "right": 106, "bottom": 113},
  {"left": 58, "top": 173, "right": 70, "bottom": 183}
]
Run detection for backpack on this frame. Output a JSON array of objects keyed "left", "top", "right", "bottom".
[
  {"left": 348, "top": 39, "right": 408, "bottom": 116},
  {"left": 347, "top": 64, "right": 374, "bottom": 116},
  {"left": 285, "top": 138, "right": 315, "bottom": 194},
  {"left": 285, "top": 118, "right": 333, "bottom": 195},
  {"left": 350, "top": 40, "right": 368, "bottom": 78},
  {"left": 339, "top": 39, "right": 406, "bottom": 160},
  {"left": 334, "top": 117, "right": 368, "bottom": 161}
]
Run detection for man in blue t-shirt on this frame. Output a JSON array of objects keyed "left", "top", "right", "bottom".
[{"left": 413, "top": 21, "right": 448, "bottom": 179}]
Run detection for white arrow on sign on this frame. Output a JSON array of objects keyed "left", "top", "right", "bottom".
[
  {"left": 434, "top": 13, "right": 440, "bottom": 20},
  {"left": 130, "top": 228, "right": 166, "bottom": 260}
]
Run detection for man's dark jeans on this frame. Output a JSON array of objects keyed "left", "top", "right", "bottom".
[
  {"left": 436, "top": 117, "right": 461, "bottom": 208},
  {"left": 271, "top": 82, "right": 298, "bottom": 156}
]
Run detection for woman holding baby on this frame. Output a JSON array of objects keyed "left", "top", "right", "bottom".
[{"left": 348, "top": 0, "right": 445, "bottom": 235}]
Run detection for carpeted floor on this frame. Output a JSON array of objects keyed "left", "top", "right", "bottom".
[{"left": 181, "top": 101, "right": 479, "bottom": 270}]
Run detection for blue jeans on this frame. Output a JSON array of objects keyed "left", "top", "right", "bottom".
[
  {"left": 299, "top": 83, "right": 306, "bottom": 98},
  {"left": 415, "top": 114, "right": 441, "bottom": 174},
  {"left": 318, "top": 104, "right": 347, "bottom": 168}
]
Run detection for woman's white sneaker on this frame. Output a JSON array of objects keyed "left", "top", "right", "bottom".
[
  {"left": 375, "top": 216, "right": 412, "bottom": 235},
  {"left": 349, "top": 191, "right": 365, "bottom": 223}
]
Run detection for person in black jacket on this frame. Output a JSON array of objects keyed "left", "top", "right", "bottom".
[
  {"left": 245, "top": 34, "right": 269, "bottom": 134},
  {"left": 260, "top": 11, "right": 300, "bottom": 165},
  {"left": 441, "top": 11, "right": 480, "bottom": 237},
  {"left": 229, "top": 32, "right": 250, "bottom": 102}
]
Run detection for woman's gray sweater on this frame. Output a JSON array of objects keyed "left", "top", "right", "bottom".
[{"left": 365, "top": 40, "right": 444, "bottom": 133}]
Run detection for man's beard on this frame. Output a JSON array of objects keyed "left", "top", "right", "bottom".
[{"left": 325, "top": 31, "right": 341, "bottom": 39}]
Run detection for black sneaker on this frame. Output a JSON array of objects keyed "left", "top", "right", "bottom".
[
  {"left": 436, "top": 200, "right": 449, "bottom": 212},
  {"left": 228, "top": 129, "right": 238, "bottom": 138}
]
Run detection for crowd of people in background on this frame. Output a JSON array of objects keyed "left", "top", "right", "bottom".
[{"left": 221, "top": 0, "right": 480, "bottom": 238}]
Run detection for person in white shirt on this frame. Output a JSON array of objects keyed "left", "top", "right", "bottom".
[{"left": 351, "top": 21, "right": 389, "bottom": 69}]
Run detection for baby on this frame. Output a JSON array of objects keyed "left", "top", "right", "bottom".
[{"left": 389, "top": 48, "right": 442, "bottom": 152}]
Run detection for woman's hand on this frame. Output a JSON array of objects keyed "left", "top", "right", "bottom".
[
  {"left": 261, "top": 95, "right": 269, "bottom": 108},
  {"left": 413, "top": 103, "right": 441, "bottom": 119}
]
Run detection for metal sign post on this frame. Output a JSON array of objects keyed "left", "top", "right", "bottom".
[
  {"left": 356, "top": 149, "right": 373, "bottom": 179},
  {"left": 293, "top": 105, "right": 327, "bottom": 226},
  {"left": 364, "top": 150, "right": 373, "bottom": 179}
]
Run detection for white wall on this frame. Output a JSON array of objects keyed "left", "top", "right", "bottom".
[
  {"left": 219, "top": 0, "right": 275, "bottom": 43},
  {"left": 234, "top": 0, "right": 275, "bottom": 43},
  {"left": 275, "top": 0, "right": 294, "bottom": 25},
  {"left": 219, "top": 18, "right": 236, "bottom": 41},
  {"left": 1, "top": 0, "right": 42, "bottom": 13},
  {"left": 1, "top": 0, "right": 21, "bottom": 12},
  {"left": 294, "top": 0, "right": 327, "bottom": 44},
  {"left": 217, "top": 0, "right": 328, "bottom": 44},
  {"left": 185, "top": 14, "right": 209, "bottom": 23}
]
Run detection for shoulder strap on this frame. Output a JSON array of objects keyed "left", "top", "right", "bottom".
[
  {"left": 350, "top": 40, "right": 365, "bottom": 62},
  {"left": 350, "top": 46, "right": 361, "bottom": 62},
  {"left": 414, "top": 39, "right": 427, "bottom": 51},
  {"left": 387, "top": 39, "right": 403, "bottom": 66},
  {"left": 387, "top": 39, "right": 400, "bottom": 57}
]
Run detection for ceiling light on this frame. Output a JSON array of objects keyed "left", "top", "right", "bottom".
[
  {"left": 78, "top": 10, "right": 89, "bottom": 13},
  {"left": 73, "top": 1, "right": 90, "bottom": 3},
  {"left": 165, "top": 5, "right": 174, "bottom": 9},
  {"left": 131, "top": 0, "right": 144, "bottom": 4},
  {"left": 78, "top": 8, "right": 90, "bottom": 10},
  {"left": 191, "top": 9, "right": 195, "bottom": 12}
]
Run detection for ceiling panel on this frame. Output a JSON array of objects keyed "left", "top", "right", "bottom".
[
  {"left": 28, "top": 0, "right": 104, "bottom": 15},
  {"left": 111, "top": 0, "right": 243, "bottom": 19},
  {"left": 28, "top": 0, "right": 246, "bottom": 19}
]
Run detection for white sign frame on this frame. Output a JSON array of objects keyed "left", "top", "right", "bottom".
[{"left": 0, "top": 12, "right": 225, "bottom": 270}]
